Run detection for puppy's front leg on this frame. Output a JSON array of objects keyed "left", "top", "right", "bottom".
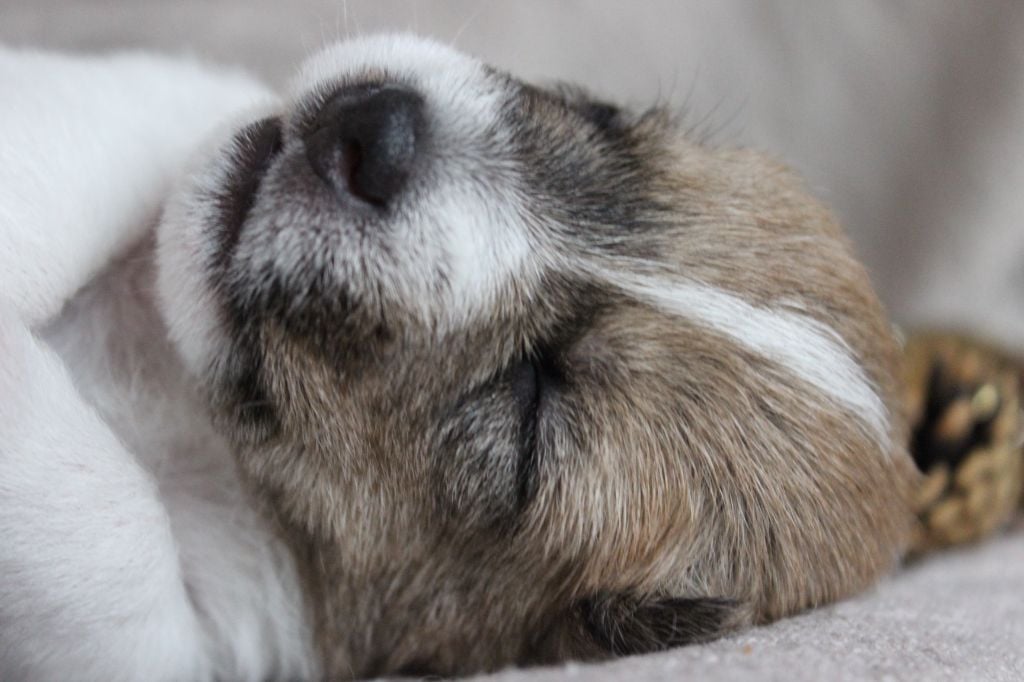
[
  {"left": 0, "top": 47, "right": 271, "bottom": 326},
  {"left": 0, "top": 309, "right": 210, "bottom": 681}
]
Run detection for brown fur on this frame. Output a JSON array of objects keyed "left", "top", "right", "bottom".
[{"left": 200, "top": 57, "right": 918, "bottom": 678}]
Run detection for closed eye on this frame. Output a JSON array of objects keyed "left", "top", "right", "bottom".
[{"left": 508, "top": 350, "right": 563, "bottom": 509}]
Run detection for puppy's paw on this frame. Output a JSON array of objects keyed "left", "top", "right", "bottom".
[{"left": 905, "top": 332, "right": 1024, "bottom": 552}]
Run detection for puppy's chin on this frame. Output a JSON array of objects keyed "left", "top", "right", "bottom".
[{"left": 155, "top": 110, "right": 284, "bottom": 388}]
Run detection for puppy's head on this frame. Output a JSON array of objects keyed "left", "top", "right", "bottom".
[{"left": 158, "top": 35, "right": 917, "bottom": 678}]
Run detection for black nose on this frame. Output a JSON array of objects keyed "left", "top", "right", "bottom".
[{"left": 305, "top": 84, "right": 425, "bottom": 206}]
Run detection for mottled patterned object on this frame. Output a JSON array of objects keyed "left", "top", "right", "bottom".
[{"left": 904, "top": 333, "right": 1024, "bottom": 553}]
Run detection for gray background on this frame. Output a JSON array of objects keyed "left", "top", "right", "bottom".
[
  {"left": 3, "top": 2, "right": 1022, "bottom": 680},
  {"left": 5, "top": 1, "right": 1024, "bottom": 345}
]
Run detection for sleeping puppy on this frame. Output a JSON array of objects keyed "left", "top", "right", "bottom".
[{"left": 0, "top": 34, "right": 918, "bottom": 680}]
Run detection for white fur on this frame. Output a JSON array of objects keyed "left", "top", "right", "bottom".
[
  {"left": 0, "top": 307, "right": 209, "bottom": 680},
  {"left": 0, "top": 48, "right": 268, "bottom": 326},
  {"left": 0, "top": 47, "right": 314, "bottom": 681}
]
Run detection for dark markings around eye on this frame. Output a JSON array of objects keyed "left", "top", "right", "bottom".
[
  {"left": 577, "top": 101, "right": 621, "bottom": 131},
  {"left": 554, "top": 82, "right": 623, "bottom": 132},
  {"left": 517, "top": 81, "right": 623, "bottom": 133},
  {"left": 435, "top": 286, "right": 604, "bottom": 526},
  {"left": 211, "top": 117, "right": 283, "bottom": 271},
  {"left": 509, "top": 359, "right": 541, "bottom": 509},
  {"left": 508, "top": 347, "right": 567, "bottom": 512}
]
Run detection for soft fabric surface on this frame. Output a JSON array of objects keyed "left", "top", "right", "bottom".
[
  {"left": 3, "top": 2, "right": 1022, "bottom": 679},
  {"left": 482, "top": 531, "right": 1024, "bottom": 682}
]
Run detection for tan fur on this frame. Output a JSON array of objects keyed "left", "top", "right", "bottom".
[
  {"left": 163, "top": 38, "right": 922, "bottom": 677},
  {"left": 215, "top": 140, "right": 917, "bottom": 677}
]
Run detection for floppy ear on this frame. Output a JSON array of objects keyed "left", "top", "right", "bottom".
[{"left": 578, "top": 593, "right": 740, "bottom": 656}]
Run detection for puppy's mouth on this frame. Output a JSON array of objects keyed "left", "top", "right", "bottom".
[{"left": 213, "top": 116, "right": 284, "bottom": 260}]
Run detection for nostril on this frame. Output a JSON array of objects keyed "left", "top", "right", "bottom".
[{"left": 304, "top": 84, "right": 425, "bottom": 207}]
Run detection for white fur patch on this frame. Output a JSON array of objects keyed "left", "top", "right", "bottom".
[
  {"left": 0, "top": 310, "right": 210, "bottom": 680},
  {"left": 0, "top": 47, "right": 268, "bottom": 327},
  {"left": 289, "top": 33, "right": 502, "bottom": 127},
  {"left": 599, "top": 268, "right": 890, "bottom": 446},
  {"left": 416, "top": 182, "right": 538, "bottom": 326},
  {"left": 0, "top": 48, "right": 315, "bottom": 681}
]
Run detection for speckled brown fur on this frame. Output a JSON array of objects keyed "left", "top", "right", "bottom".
[{"left": 188, "top": 38, "right": 918, "bottom": 678}]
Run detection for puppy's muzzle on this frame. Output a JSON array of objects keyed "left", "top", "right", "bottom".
[{"left": 305, "top": 84, "right": 426, "bottom": 207}]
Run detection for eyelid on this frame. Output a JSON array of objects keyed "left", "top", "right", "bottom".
[{"left": 513, "top": 360, "right": 542, "bottom": 510}]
